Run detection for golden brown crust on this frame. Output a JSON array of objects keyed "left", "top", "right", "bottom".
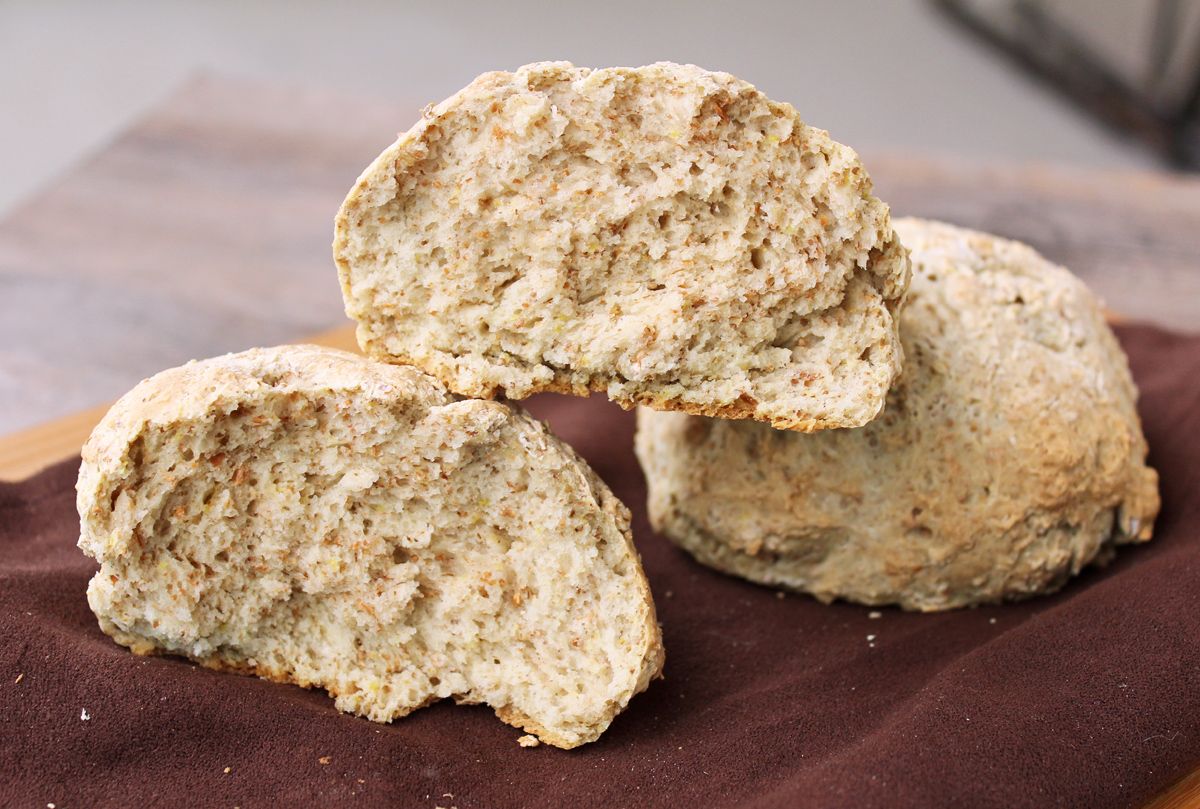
[
  {"left": 363, "top": 345, "right": 856, "bottom": 433},
  {"left": 636, "top": 219, "right": 1160, "bottom": 611}
]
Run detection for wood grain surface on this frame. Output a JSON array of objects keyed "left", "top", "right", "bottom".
[
  {"left": 1, "top": 72, "right": 1198, "bottom": 808},
  {"left": 0, "top": 75, "right": 418, "bottom": 434},
  {"left": 1, "top": 73, "right": 1198, "bottom": 438},
  {"left": 0, "top": 322, "right": 359, "bottom": 481}
]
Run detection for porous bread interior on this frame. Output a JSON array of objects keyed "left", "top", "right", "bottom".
[
  {"left": 635, "top": 218, "right": 1160, "bottom": 611},
  {"left": 78, "top": 348, "right": 661, "bottom": 748},
  {"left": 335, "top": 61, "right": 909, "bottom": 431}
]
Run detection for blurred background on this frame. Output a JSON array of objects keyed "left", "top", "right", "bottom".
[
  {"left": 7, "top": 0, "right": 1200, "bottom": 218},
  {"left": 4, "top": 0, "right": 1200, "bottom": 441}
]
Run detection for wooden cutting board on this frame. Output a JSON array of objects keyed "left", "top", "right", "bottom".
[{"left": 1, "top": 73, "right": 1198, "bottom": 808}]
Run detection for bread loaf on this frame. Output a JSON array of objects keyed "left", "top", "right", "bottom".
[
  {"left": 635, "top": 219, "right": 1159, "bottom": 610},
  {"left": 334, "top": 61, "right": 909, "bottom": 431},
  {"left": 78, "top": 345, "right": 663, "bottom": 747}
]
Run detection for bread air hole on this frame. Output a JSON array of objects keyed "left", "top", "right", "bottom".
[{"left": 618, "top": 162, "right": 654, "bottom": 187}]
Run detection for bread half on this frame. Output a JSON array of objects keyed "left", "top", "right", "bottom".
[
  {"left": 636, "top": 219, "right": 1160, "bottom": 610},
  {"left": 77, "top": 345, "right": 663, "bottom": 748},
  {"left": 334, "top": 61, "right": 909, "bottom": 431}
]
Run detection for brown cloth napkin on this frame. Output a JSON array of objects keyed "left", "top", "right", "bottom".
[{"left": 2, "top": 323, "right": 1198, "bottom": 809}]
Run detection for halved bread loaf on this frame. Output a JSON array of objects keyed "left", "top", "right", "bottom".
[
  {"left": 334, "top": 61, "right": 910, "bottom": 431},
  {"left": 77, "top": 345, "right": 663, "bottom": 748},
  {"left": 636, "top": 219, "right": 1160, "bottom": 611}
]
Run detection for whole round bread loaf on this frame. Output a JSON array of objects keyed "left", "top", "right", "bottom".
[
  {"left": 77, "top": 345, "right": 663, "bottom": 748},
  {"left": 635, "top": 218, "right": 1160, "bottom": 611},
  {"left": 334, "top": 61, "right": 909, "bottom": 431}
]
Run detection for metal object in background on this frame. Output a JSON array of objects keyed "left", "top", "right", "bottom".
[{"left": 936, "top": 0, "right": 1200, "bottom": 168}]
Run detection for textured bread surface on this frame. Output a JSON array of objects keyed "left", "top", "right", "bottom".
[
  {"left": 77, "top": 345, "right": 663, "bottom": 748},
  {"left": 334, "top": 61, "right": 909, "bottom": 431},
  {"left": 635, "top": 219, "right": 1160, "bottom": 611}
]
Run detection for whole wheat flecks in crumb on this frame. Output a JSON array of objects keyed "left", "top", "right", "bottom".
[
  {"left": 334, "top": 62, "right": 910, "bottom": 431},
  {"left": 76, "top": 345, "right": 663, "bottom": 749},
  {"left": 635, "top": 219, "right": 1160, "bottom": 611}
]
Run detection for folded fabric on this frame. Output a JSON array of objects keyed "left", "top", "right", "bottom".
[{"left": 2, "top": 324, "right": 1197, "bottom": 809}]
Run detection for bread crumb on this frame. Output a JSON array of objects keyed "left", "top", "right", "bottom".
[
  {"left": 223, "top": 766, "right": 231, "bottom": 774},
  {"left": 77, "top": 345, "right": 662, "bottom": 751},
  {"left": 14, "top": 673, "right": 23, "bottom": 684},
  {"left": 518, "top": 734, "right": 540, "bottom": 748},
  {"left": 318, "top": 756, "right": 331, "bottom": 765},
  {"left": 336, "top": 63, "right": 906, "bottom": 433},
  {"left": 868, "top": 611, "right": 882, "bottom": 619}
]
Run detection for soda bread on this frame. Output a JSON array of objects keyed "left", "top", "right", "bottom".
[
  {"left": 334, "top": 62, "right": 910, "bottom": 431},
  {"left": 635, "top": 219, "right": 1160, "bottom": 611},
  {"left": 77, "top": 345, "right": 663, "bottom": 748}
]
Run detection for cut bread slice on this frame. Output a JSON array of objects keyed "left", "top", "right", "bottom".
[
  {"left": 334, "top": 61, "right": 910, "bottom": 431},
  {"left": 77, "top": 345, "right": 663, "bottom": 748}
]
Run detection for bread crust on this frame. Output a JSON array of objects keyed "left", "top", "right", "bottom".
[
  {"left": 78, "top": 345, "right": 662, "bottom": 748},
  {"left": 335, "top": 62, "right": 909, "bottom": 432},
  {"left": 635, "top": 219, "right": 1160, "bottom": 610}
]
